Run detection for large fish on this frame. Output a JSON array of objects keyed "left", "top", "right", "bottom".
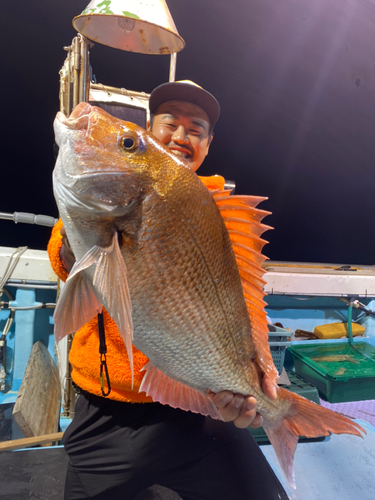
[{"left": 53, "top": 102, "right": 364, "bottom": 487}]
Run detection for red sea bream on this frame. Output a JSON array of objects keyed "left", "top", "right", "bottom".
[{"left": 52, "top": 103, "right": 364, "bottom": 487}]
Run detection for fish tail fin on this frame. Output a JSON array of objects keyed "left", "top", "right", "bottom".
[{"left": 263, "top": 387, "right": 365, "bottom": 488}]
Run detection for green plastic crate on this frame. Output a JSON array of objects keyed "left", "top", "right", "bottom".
[
  {"left": 249, "top": 370, "right": 323, "bottom": 444},
  {"left": 268, "top": 324, "right": 292, "bottom": 342},
  {"left": 270, "top": 343, "right": 290, "bottom": 373},
  {"left": 289, "top": 341, "right": 375, "bottom": 403}
]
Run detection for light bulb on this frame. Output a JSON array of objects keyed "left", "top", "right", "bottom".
[{"left": 118, "top": 17, "right": 136, "bottom": 33}]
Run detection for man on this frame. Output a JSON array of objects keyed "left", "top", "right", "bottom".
[{"left": 48, "top": 81, "right": 287, "bottom": 500}]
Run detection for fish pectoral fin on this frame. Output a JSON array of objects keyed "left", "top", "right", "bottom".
[
  {"left": 263, "top": 387, "right": 365, "bottom": 488},
  {"left": 92, "top": 234, "right": 134, "bottom": 387},
  {"left": 68, "top": 245, "right": 105, "bottom": 279},
  {"left": 139, "top": 362, "right": 223, "bottom": 421},
  {"left": 54, "top": 270, "right": 102, "bottom": 342}
]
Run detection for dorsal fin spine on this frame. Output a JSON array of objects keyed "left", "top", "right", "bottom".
[{"left": 212, "top": 191, "right": 277, "bottom": 384}]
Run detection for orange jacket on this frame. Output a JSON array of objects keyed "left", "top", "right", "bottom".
[{"left": 48, "top": 175, "right": 225, "bottom": 402}]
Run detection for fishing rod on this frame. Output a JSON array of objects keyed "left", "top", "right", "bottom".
[
  {"left": 339, "top": 297, "right": 375, "bottom": 319},
  {"left": 0, "top": 212, "right": 57, "bottom": 227}
]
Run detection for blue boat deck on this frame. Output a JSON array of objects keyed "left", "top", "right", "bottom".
[{"left": 2, "top": 255, "right": 375, "bottom": 497}]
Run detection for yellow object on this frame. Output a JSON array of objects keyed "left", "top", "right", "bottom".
[{"left": 314, "top": 322, "right": 365, "bottom": 340}]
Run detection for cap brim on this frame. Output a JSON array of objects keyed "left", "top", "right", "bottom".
[{"left": 149, "top": 82, "right": 220, "bottom": 128}]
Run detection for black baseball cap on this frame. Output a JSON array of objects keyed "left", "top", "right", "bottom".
[{"left": 149, "top": 80, "right": 220, "bottom": 128}]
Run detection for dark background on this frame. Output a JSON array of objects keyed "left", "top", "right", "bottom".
[{"left": 1, "top": 0, "right": 375, "bottom": 264}]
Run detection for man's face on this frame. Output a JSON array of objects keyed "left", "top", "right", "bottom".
[{"left": 148, "top": 101, "right": 212, "bottom": 172}]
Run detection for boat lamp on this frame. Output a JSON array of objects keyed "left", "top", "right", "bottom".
[{"left": 73, "top": 0, "right": 185, "bottom": 55}]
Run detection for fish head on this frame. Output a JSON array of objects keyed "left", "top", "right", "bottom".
[{"left": 53, "top": 102, "right": 186, "bottom": 212}]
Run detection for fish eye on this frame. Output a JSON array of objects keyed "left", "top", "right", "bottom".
[{"left": 119, "top": 135, "right": 137, "bottom": 151}]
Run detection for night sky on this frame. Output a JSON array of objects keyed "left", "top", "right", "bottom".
[{"left": 1, "top": 0, "right": 375, "bottom": 265}]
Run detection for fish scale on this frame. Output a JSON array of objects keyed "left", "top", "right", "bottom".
[{"left": 52, "top": 102, "right": 365, "bottom": 488}]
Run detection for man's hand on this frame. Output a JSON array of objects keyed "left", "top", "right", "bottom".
[
  {"left": 60, "top": 226, "right": 76, "bottom": 273},
  {"left": 208, "top": 375, "right": 277, "bottom": 429}
]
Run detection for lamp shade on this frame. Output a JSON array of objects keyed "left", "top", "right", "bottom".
[{"left": 73, "top": 0, "right": 185, "bottom": 54}]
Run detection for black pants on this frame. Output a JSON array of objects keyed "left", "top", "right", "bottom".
[{"left": 63, "top": 391, "right": 289, "bottom": 500}]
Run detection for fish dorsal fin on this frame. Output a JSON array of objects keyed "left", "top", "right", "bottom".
[
  {"left": 228, "top": 229, "right": 268, "bottom": 253},
  {"left": 238, "top": 266, "right": 267, "bottom": 289},
  {"left": 232, "top": 242, "right": 268, "bottom": 268},
  {"left": 140, "top": 362, "right": 223, "bottom": 420},
  {"left": 213, "top": 191, "right": 268, "bottom": 208},
  {"left": 224, "top": 217, "right": 273, "bottom": 238},
  {"left": 242, "top": 290, "right": 267, "bottom": 311},
  {"left": 235, "top": 254, "right": 265, "bottom": 279},
  {"left": 212, "top": 192, "right": 278, "bottom": 382},
  {"left": 210, "top": 189, "right": 233, "bottom": 197},
  {"left": 212, "top": 191, "right": 271, "bottom": 225}
]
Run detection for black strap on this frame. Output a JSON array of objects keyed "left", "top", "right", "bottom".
[{"left": 98, "top": 312, "right": 111, "bottom": 397}]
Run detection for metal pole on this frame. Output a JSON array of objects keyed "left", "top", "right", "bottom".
[
  {"left": 67, "top": 334, "right": 76, "bottom": 418},
  {"left": 79, "top": 35, "right": 90, "bottom": 103},
  {"left": 73, "top": 37, "right": 80, "bottom": 109},
  {"left": 169, "top": 53, "right": 177, "bottom": 82}
]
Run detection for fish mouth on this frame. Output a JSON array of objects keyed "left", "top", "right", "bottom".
[{"left": 56, "top": 102, "right": 93, "bottom": 133}]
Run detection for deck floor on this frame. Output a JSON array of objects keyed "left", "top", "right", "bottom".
[
  {"left": 260, "top": 419, "right": 375, "bottom": 500},
  {"left": 0, "top": 447, "right": 183, "bottom": 499},
  {"left": 1, "top": 417, "right": 374, "bottom": 499},
  {"left": 320, "top": 398, "right": 375, "bottom": 427}
]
